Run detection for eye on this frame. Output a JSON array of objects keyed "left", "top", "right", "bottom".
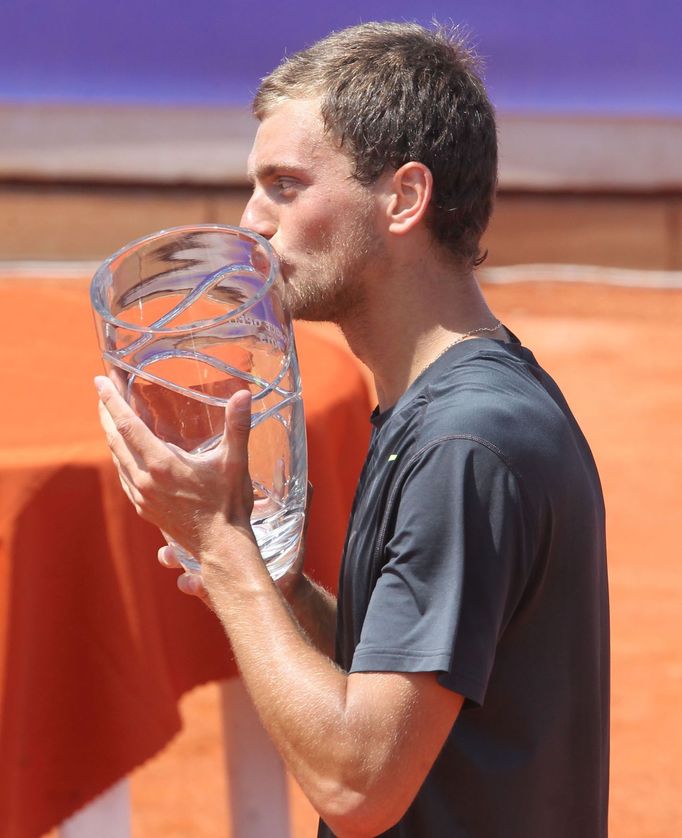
[{"left": 274, "top": 177, "right": 298, "bottom": 196}]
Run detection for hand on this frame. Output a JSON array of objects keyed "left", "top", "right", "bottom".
[
  {"left": 95, "top": 374, "right": 257, "bottom": 565},
  {"left": 157, "top": 543, "right": 211, "bottom": 600},
  {"left": 157, "top": 480, "right": 315, "bottom": 602}
]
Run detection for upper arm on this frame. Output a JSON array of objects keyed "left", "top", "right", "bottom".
[
  {"left": 326, "top": 670, "right": 463, "bottom": 836},
  {"left": 352, "top": 436, "right": 530, "bottom": 707}
]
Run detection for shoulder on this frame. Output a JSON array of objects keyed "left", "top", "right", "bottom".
[
  {"left": 416, "top": 352, "right": 532, "bottom": 451},
  {"left": 393, "top": 343, "right": 578, "bottom": 507}
]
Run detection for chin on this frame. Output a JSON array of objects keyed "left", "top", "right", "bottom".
[
  {"left": 290, "top": 294, "right": 339, "bottom": 323},
  {"left": 289, "top": 302, "right": 330, "bottom": 323},
  {"left": 284, "top": 271, "right": 353, "bottom": 324}
]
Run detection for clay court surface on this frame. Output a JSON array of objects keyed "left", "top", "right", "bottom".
[{"left": 48, "top": 278, "right": 682, "bottom": 837}]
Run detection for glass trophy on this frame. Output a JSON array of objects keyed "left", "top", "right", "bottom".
[{"left": 90, "top": 224, "right": 307, "bottom": 580}]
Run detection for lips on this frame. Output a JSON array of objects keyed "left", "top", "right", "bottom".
[{"left": 249, "top": 243, "right": 272, "bottom": 278}]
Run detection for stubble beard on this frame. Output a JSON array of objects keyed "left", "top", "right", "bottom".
[
  {"left": 284, "top": 259, "right": 360, "bottom": 323},
  {"left": 282, "top": 215, "right": 382, "bottom": 325}
]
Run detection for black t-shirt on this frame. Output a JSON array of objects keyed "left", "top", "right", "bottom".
[{"left": 318, "top": 334, "right": 609, "bottom": 838}]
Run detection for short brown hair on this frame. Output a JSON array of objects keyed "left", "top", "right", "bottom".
[{"left": 254, "top": 21, "right": 498, "bottom": 266}]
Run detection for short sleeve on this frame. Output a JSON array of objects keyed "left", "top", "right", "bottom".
[{"left": 349, "top": 436, "right": 531, "bottom": 706}]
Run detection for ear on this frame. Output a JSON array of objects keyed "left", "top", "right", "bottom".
[{"left": 385, "top": 162, "right": 433, "bottom": 236}]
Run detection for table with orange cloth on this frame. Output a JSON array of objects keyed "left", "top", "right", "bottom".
[{"left": 0, "top": 274, "right": 373, "bottom": 838}]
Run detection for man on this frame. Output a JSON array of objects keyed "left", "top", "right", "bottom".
[{"left": 96, "top": 22, "right": 609, "bottom": 837}]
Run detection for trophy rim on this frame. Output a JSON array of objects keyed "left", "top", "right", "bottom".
[{"left": 89, "top": 224, "right": 282, "bottom": 335}]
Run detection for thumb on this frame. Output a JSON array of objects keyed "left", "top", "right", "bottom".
[{"left": 224, "top": 388, "right": 252, "bottom": 465}]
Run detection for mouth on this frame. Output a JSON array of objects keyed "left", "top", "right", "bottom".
[
  {"left": 249, "top": 241, "right": 282, "bottom": 282},
  {"left": 257, "top": 241, "right": 290, "bottom": 285}
]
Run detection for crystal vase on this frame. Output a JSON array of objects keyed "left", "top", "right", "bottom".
[{"left": 90, "top": 224, "right": 307, "bottom": 580}]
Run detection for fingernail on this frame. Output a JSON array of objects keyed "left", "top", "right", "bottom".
[{"left": 237, "top": 394, "right": 251, "bottom": 412}]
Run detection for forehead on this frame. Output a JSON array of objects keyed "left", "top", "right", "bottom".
[{"left": 247, "top": 98, "right": 350, "bottom": 176}]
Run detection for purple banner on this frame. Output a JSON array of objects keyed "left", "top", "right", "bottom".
[{"left": 1, "top": 0, "right": 680, "bottom": 115}]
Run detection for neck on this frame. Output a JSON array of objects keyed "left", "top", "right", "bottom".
[{"left": 339, "top": 258, "right": 504, "bottom": 412}]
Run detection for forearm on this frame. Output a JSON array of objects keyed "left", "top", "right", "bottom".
[
  {"left": 202, "top": 537, "right": 386, "bottom": 834},
  {"left": 285, "top": 572, "right": 338, "bottom": 659}
]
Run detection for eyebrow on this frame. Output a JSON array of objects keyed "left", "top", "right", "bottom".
[{"left": 246, "top": 162, "right": 307, "bottom": 184}]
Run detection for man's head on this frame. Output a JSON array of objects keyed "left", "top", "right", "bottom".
[{"left": 253, "top": 21, "right": 498, "bottom": 267}]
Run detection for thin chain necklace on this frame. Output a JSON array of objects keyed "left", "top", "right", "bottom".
[{"left": 420, "top": 320, "right": 503, "bottom": 376}]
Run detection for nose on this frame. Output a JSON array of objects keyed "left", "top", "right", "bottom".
[{"left": 240, "top": 190, "right": 277, "bottom": 240}]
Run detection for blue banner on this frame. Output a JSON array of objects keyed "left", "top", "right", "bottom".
[{"left": 1, "top": 0, "right": 680, "bottom": 115}]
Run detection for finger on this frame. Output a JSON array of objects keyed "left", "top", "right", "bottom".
[
  {"left": 95, "top": 376, "right": 169, "bottom": 463},
  {"left": 101, "top": 423, "right": 142, "bottom": 509},
  {"left": 98, "top": 397, "right": 139, "bottom": 476},
  {"left": 118, "top": 471, "right": 137, "bottom": 506},
  {"left": 177, "top": 571, "right": 208, "bottom": 600},
  {"left": 98, "top": 413, "right": 142, "bottom": 507},
  {"left": 223, "top": 389, "right": 252, "bottom": 467},
  {"left": 158, "top": 545, "right": 182, "bottom": 568},
  {"left": 103, "top": 437, "right": 132, "bottom": 489}
]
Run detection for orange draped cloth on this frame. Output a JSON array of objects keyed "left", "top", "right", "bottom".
[{"left": 0, "top": 276, "right": 373, "bottom": 838}]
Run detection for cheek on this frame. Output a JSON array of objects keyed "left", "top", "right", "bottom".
[{"left": 282, "top": 198, "right": 341, "bottom": 254}]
